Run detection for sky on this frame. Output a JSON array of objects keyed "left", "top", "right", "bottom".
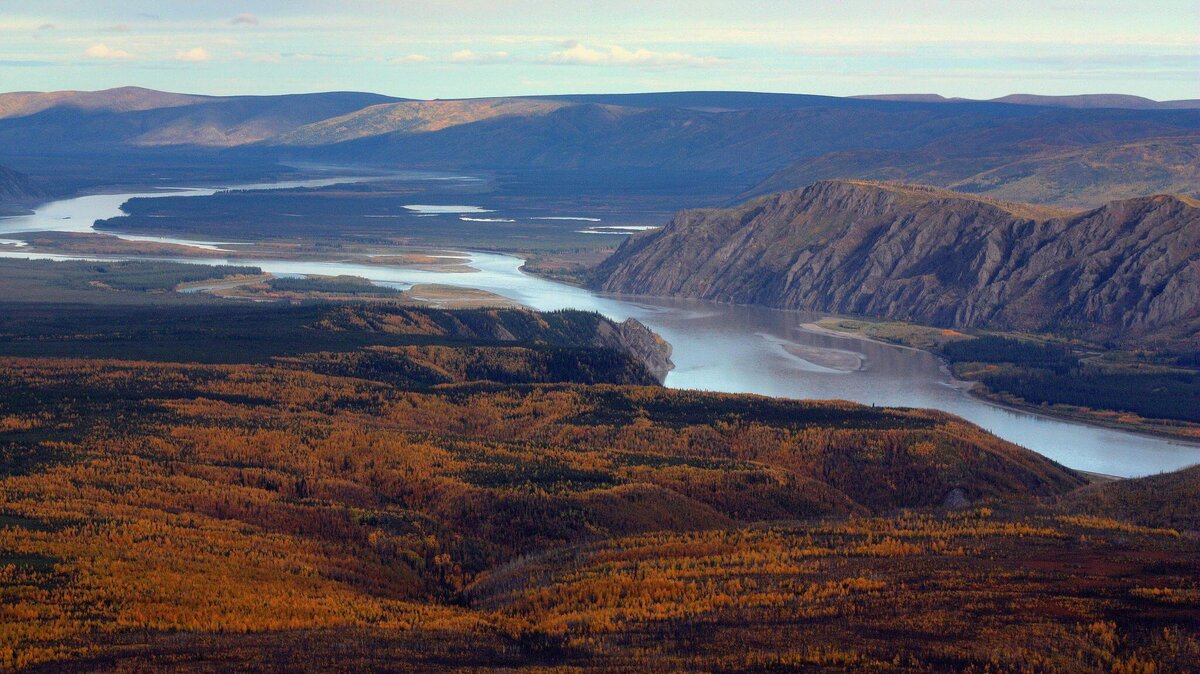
[{"left": 1, "top": 0, "right": 1197, "bottom": 100}]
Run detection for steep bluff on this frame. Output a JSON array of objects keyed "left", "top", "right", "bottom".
[
  {"left": 595, "top": 317, "right": 675, "bottom": 383},
  {"left": 0, "top": 164, "right": 40, "bottom": 208},
  {"left": 318, "top": 305, "right": 674, "bottom": 383},
  {"left": 594, "top": 181, "right": 1200, "bottom": 349}
]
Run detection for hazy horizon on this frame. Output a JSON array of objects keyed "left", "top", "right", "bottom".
[
  {"left": 2, "top": 83, "right": 1198, "bottom": 104},
  {"left": 1, "top": 0, "right": 1196, "bottom": 101}
]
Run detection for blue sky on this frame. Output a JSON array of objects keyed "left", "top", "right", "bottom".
[{"left": 1, "top": 0, "right": 1197, "bottom": 100}]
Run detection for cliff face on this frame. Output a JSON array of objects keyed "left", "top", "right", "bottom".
[
  {"left": 0, "top": 164, "right": 41, "bottom": 215},
  {"left": 594, "top": 181, "right": 1200, "bottom": 348},
  {"left": 318, "top": 305, "right": 675, "bottom": 383},
  {"left": 595, "top": 317, "right": 675, "bottom": 383},
  {"left": 0, "top": 164, "right": 38, "bottom": 202}
]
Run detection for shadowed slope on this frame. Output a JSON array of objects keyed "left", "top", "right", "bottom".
[
  {"left": 1058, "top": 465, "right": 1200, "bottom": 531},
  {"left": 594, "top": 181, "right": 1200, "bottom": 348}
]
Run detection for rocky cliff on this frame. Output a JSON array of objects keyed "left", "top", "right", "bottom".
[
  {"left": 0, "top": 164, "right": 41, "bottom": 214},
  {"left": 319, "top": 304, "right": 675, "bottom": 383},
  {"left": 0, "top": 164, "right": 36, "bottom": 199},
  {"left": 595, "top": 317, "right": 675, "bottom": 383},
  {"left": 594, "top": 181, "right": 1200, "bottom": 349}
]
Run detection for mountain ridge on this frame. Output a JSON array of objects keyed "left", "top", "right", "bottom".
[
  {"left": 2, "top": 87, "right": 1199, "bottom": 209},
  {"left": 854, "top": 92, "right": 1200, "bottom": 110},
  {"left": 593, "top": 181, "right": 1200, "bottom": 349},
  {"left": 0, "top": 89, "right": 403, "bottom": 150},
  {"left": 0, "top": 85, "right": 213, "bottom": 119}
]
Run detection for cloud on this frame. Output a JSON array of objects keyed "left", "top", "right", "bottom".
[
  {"left": 542, "top": 41, "right": 723, "bottom": 68},
  {"left": 230, "top": 13, "right": 259, "bottom": 26},
  {"left": 449, "top": 49, "right": 510, "bottom": 63},
  {"left": 392, "top": 53, "right": 430, "bottom": 64},
  {"left": 37, "top": 23, "right": 54, "bottom": 31},
  {"left": 84, "top": 43, "right": 133, "bottom": 60},
  {"left": 104, "top": 24, "right": 131, "bottom": 33},
  {"left": 175, "top": 47, "right": 210, "bottom": 62}
]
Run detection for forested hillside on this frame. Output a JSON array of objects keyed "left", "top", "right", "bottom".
[{"left": 4, "top": 307, "right": 1199, "bottom": 671}]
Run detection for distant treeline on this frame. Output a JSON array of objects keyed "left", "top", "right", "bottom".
[
  {"left": 266, "top": 275, "right": 402, "bottom": 295},
  {"left": 0, "top": 258, "right": 260, "bottom": 293},
  {"left": 944, "top": 336, "right": 1200, "bottom": 424},
  {"left": 981, "top": 369, "right": 1200, "bottom": 423},
  {"left": 88, "top": 261, "right": 260, "bottom": 291},
  {"left": 943, "top": 337, "right": 1075, "bottom": 372}
]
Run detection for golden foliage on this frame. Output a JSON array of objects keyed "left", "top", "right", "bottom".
[{"left": 0, "top": 356, "right": 1194, "bottom": 671}]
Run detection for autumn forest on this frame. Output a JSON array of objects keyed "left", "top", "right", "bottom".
[{"left": 1, "top": 292, "right": 1197, "bottom": 672}]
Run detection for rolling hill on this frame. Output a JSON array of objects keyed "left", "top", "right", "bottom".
[
  {"left": 269, "top": 98, "right": 572, "bottom": 146},
  {"left": 1058, "top": 465, "right": 1200, "bottom": 531},
  {"left": 0, "top": 87, "right": 401, "bottom": 150},
  {"left": 260, "top": 98, "right": 1200, "bottom": 196},
  {"left": 745, "top": 134, "right": 1200, "bottom": 207},
  {"left": 990, "top": 93, "right": 1200, "bottom": 110},
  {"left": 855, "top": 92, "right": 1200, "bottom": 110},
  {"left": 0, "top": 85, "right": 209, "bottom": 118},
  {"left": 593, "top": 181, "right": 1200, "bottom": 349}
]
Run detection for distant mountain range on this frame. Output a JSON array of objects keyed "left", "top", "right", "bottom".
[
  {"left": 0, "top": 86, "right": 211, "bottom": 118},
  {"left": 0, "top": 86, "right": 400, "bottom": 148},
  {"left": 854, "top": 93, "right": 1200, "bottom": 110},
  {"left": 593, "top": 181, "right": 1200, "bottom": 350},
  {"left": 744, "top": 135, "right": 1200, "bottom": 207},
  {"left": 0, "top": 87, "right": 1198, "bottom": 208}
]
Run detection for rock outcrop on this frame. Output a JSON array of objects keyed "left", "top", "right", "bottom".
[
  {"left": 594, "top": 181, "right": 1200, "bottom": 349},
  {"left": 595, "top": 317, "right": 675, "bottom": 383}
]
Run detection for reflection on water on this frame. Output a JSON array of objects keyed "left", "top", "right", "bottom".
[{"left": 2, "top": 184, "right": 1199, "bottom": 478}]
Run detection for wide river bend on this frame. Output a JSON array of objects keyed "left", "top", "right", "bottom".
[{"left": 2, "top": 177, "right": 1198, "bottom": 478}]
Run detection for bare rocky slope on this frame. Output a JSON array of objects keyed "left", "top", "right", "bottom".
[
  {"left": 596, "top": 317, "right": 675, "bottom": 382},
  {"left": 593, "top": 181, "right": 1200, "bottom": 350},
  {"left": 0, "top": 164, "right": 41, "bottom": 213}
]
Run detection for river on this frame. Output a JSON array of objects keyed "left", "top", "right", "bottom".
[{"left": 2, "top": 176, "right": 1198, "bottom": 478}]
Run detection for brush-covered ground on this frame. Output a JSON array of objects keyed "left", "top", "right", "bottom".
[{"left": 0, "top": 284, "right": 1197, "bottom": 672}]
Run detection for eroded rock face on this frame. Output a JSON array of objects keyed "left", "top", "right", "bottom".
[
  {"left": 595, "top": 317, "right": 675, "bottom": 383},
  {"left": 0, "top": 164, "right": 39, "bottom": 204},
  {"left": 594, "top": 181, "right": 1200, "bottom": 349}
]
